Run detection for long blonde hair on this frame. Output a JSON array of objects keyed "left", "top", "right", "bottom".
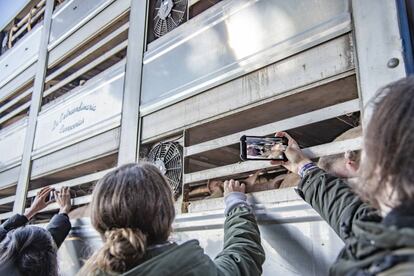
[{"left": 79, "top": 163, "right": 175, "bottom": 275}]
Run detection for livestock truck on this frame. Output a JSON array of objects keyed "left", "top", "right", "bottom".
[{"left": 0, "top": 0, "right": 413, "bottom": 275}]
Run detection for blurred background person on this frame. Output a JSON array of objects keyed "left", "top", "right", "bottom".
[{"left": 0, "top": 186, "right": 72, "bottom": 276}]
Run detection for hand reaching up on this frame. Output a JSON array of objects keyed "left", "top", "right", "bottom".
[
  {"left": 24, "top": 186, "right": 54, "bottom": 219},
  {"left": 224, "top": 179, "right": 245, "bottom": 196},
  {"left": 55, "top": 186, "right": 72, "bottom": 214},
  {"left": 270, "top": 132, "right": 311, "bottom": 175}
]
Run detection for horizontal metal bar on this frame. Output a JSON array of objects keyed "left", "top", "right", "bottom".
[
  {"left": 28, "top": 169, "right": 111, "bottom": 197},
  {"left": 0, "top": 168, "right": 112, "bottom": 211},
  {"left": 43, "top": 40, "right": 128, "bottom": 98},
  {"left": 185, "top": 99, "right": 360, "bottom": 156},
  {"left": 45, "top": 22, "right": 129, "bottom": 83},
  {"left": 29, "top": 194, "right": 92, "bottom": 213},
  {"left": 303, "top": 137, "right": 362, "bottom": 159},
  {"left": 0, "top": 166, "right": 20, "bottom": 188},
  {"left": 31, "top": 127, "right": 120, "bottom": 178},
  {"left": 14, "top": 0, "right": 46, "bottom": 29},
  {"left": 0, "top": 102, "right": 30, "bottom": 125},
  {"left": 0, "top": 211, "right": 13, "bottom": 220},
  {"left": 11, "top": 6, "right": 46, "bottom": 42},
  {"left": 0, "top": 169, "right": 112, "bottom": 206},
  {"left": 0, "top": 196, "right": 15, "bottom": 206},
  {"left": 0, "top": 88, "right": 32, "bottom": 114},
  {"left": 48, "top": 0, "right": 130, "bottom": 67},
  {"left": 184, "top": 137, "right": 362, "bottom": 184},
  {"left": 188, "top": 186, "right": 301, "bottom": 213},
  {"left": 48, "top": 0, "right": 117, "bottom": 51},
  {"left": 0, "top": 62, "right": 36, "bottom": 104}
]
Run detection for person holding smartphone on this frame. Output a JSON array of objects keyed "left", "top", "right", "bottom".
[
  {"left": 271, "top": 77, "right": 414, "bottom": 275},
  {"left": 0, "top": 186, "right": 72, "bottom": 276}
]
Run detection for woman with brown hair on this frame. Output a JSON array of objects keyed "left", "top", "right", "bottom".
[
  {"left": 79, "top": 162, "right": 265, "bottom": 276},
  {"left": 271, "top": 76, "right": 414, "bottom": 275},
  {"left": 0, "top": 186, "right": 72, "bottom": 276}
]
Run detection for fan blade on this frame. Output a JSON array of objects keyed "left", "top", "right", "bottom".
[
  {"left": 164, "top": 154, "right": 179, "bottom": 166},
  {"left": 172, "top": 9, "right": 185, "bottom": 14},
  {"left": 155, "top": 144, "right": 163, "bottom": 159},
  {"left": 166, "top": 175, "right": 179, "bottom": 186},
  {"left": 168, "top": 14, "right": 178, "bottom": 26}
]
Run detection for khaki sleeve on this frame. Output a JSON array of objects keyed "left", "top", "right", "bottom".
[{"left": 214, "top": 206, "right": 265, "bottom": 276}]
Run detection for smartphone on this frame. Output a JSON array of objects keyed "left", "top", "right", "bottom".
[
  {"left": 240, "top": 135, "right": 288, "bottom": 161},
  {"left": 48, "top": 189, "right": 56, "bottom": 202}
]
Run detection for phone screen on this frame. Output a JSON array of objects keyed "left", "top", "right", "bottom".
[{"left": 240, "top": 136, "right": 287, "bottom": 161}]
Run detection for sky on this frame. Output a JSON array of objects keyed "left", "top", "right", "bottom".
[{"left": 0, "top": 0, "right": 31, "bottom": 30}]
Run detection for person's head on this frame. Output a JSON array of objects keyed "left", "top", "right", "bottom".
[
  {"left": 358, "top": 77, "right": 414, "bottom": 213},
  {"left": 80, "top": 163, "right": 175, "bottom": 275},
  {"left": 318, "top": 126, "right": 362, "bottom": 178},
  {"left": 0, "top": 226, "right": 58, "bottom": 276}
]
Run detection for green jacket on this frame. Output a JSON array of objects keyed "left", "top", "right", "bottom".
[
  {"left": 119, "top": 206, "right": 265, "bottom": 276},
  {"left": 298, "top": 168, "right": 414, "bottom": 275}
]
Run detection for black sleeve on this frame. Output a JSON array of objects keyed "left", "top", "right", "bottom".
[
  {"left": 0, "top": 214, "right": 29, "bottom": 241},
  {"left": 46, "top": 213, "right": 72, "bottom": 248}
]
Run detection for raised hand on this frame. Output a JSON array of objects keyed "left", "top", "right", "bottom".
[
  {"left": 54, "top": 186, "right": 72, "bottom": 214},
  {"left": 24, "top": 186, "right": 54, "bottom": 219},
  {"left": 224, "top": 179, "right": 246, "bottom": 196},
  {"left": 270, "top": 132, "right": 311, "bottom": 175}
]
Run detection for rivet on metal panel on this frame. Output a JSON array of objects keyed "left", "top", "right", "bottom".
[{"left": 387, "top": 58, "right": 400, "bottom": 68}]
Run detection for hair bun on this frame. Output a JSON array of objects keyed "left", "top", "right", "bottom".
[{"left": 98, "top": 228, "right": 147, "bottom": 273}]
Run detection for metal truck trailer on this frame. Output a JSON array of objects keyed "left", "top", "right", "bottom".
[{"left": 0, "top": 0, "right": 412, "bottom": 275}]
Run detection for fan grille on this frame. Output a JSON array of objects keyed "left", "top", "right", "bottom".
[
  {"left": 148, "top": 142, "right": 183, "bottom": 196},
  {"left": 153, "top": 0, "right": 187, "bottom": 38}
]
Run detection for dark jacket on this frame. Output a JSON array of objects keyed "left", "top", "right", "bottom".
[
  {"left": 298, "top": 168, "right": 414, "bottom": 275},
  {"left": 0, "top": 213, "right": 71, "bottom": 248},
  {"left": 100, "top": 206, "right": 265, "bottom": 276}
]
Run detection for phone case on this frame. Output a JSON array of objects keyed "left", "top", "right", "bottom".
[{"left": 240, "top": 135, "right": 288, "bottom": 161}]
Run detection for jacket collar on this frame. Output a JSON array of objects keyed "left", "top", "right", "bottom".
[{"left": 382, "top": 203, "right": 414, "bottom": 228}]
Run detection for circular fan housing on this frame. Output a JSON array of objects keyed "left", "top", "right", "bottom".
[
  {"left": 153, "top": 0, "right": 187, "bottom": 38},
  {"left": 147, "top": 142, "right": 183, "bottom": 197}
]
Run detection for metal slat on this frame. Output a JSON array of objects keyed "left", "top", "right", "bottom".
[
  {"left": 47, "top": 0, "right": 130, "bottom": 67},
  {"left": 0, "top": 102, "right": 30, "bottom": 125},
  {"left": 0, "top": 88, "right": 32, "bottom": 114},
  {"left": 0, "top": 212, "right": 13, "bottom": 220},
  {"left": 42, "top": 40, "right": 127, "bottom": 98},
  {"left": 185, "top": 99, "right": 360, "bottom": 157},
  {"left": 0, "top": 169, "right": 112, "bottom": 216},
  {"left": 28, "top": 169, "right": 111, "bottom": 198},
  {"left": 0, "top": 196, "right": 15, "bottom": 206},
  {"left": 183, "top": 137, "right": 362, "bottom": 184},
  {"left": 30, "top": 127, "right": 120, "bottom": 178},
  {"left": 38, "top": 194, "right": 92, "bottom": 213},
  {"left": 0, "top": 63, "right": 36, "bottom": 104},
  {"left": 45, "top": 22, "right": 129, "bottom": 83}
]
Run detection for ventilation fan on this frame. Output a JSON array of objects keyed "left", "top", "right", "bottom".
[
  {"left": 147, "top": 141, "right": 183, "bottom": 197},
  {"left": 153, "top": 0, "right": 187, "bottom": 38}
]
